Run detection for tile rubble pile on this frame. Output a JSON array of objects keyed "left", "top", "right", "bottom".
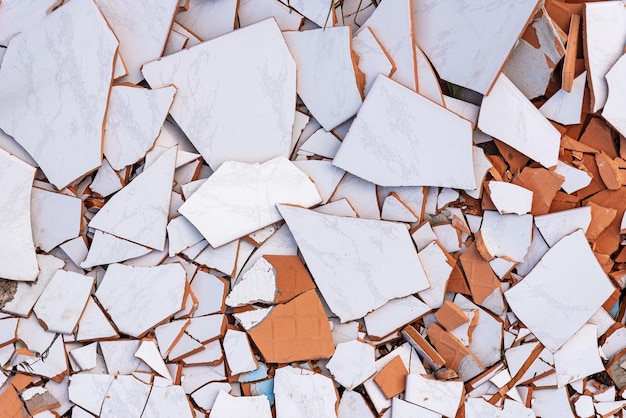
[{"left": 0, "top": 0, "right": 626, "bottom": 417}]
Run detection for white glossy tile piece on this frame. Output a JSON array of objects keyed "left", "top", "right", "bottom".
[
  {"left": 0, "top": 149, "right": 38, "bottom": 281},
  {"left": 223, "top": 329, "right": 258, "bottom": 376},
  {"left": 89, "top": 147, "right": 176, "bottom": 251},
  {"left": 143, "top": 19, "right": 296, "bottom": 171},
  {"left": 179, "top": 157, "right": 321, "bottom": 248},
  {"left": 34, "top": 270, "right": 94, "bottom": 334},
  {"left": 602, "top": 53, "right": 626, "bottom": 137},
  {"left": 326, "top": 340, "right": 376, "bottom": 390},
  {"left": 210, "top": 391, "right": 272, "bottom": 418},
  {"left": 167, "top": 216, "right": 204, "bottom": 257},
  {"left": 135, "top": 338, "right": 172, "bottom": 381},
  {"left": 554, "top": 161, "right": 592, "bottom": 194},
  {"left": 392, "top": 398, "right": 442, "bottom": 418},
  {"left": 314, "top": 199, "right": 358, "bottom": 218},
  {"left": 31, "top": 188, "right": 81, "bottom": 253},
  {"left": 413, "top": 0, "right": 539, "bottom": 95},
  {"left": 333, "top": 75, "right": 475, "bottom": 188},
  {"left": 0, "top": 0, "right": 117, "bottom": 189},
  {"left": 94, "top": 0, "right": 179, "bottom": 84},
  {"left": 478, "top": 74, "right": 561, "bottom": 168},
  {"left": 505, "top": 230, "right": 616, "bottom": 352},
  {"left": 175, "top": 0, "right": 238, "bottom": 41},
  {"left": 69, "top": 343, "right": 98, "bottom": 371},
  {"left": 91, "top": 159, "right": 123, "bottom": 198},
  {"left": 292, "top": 160, "right": 345, "bottom": 204},
  {"left": 103, "top": 85, "right": 176, "bottom": 170},
  {"left": 405, "top": 373, "right": 464, "bottom": 418},
  {"left": 338, "top": 390, "right": 376, "bottom": 418},
  {"left": 0, "top": 127, "right": 37, "bottom": 167},
  {"left": 283, "top": 26, "right": 362, "bottom": 131},
  {"left": 298, "top": 129, "right": 342, "bottom": 159},
  {"left": 226, "top": 258, "right": 276, "bottom": 307},
  {"left": 488, "top": 181, "right": 533, "bottom": 215},
  {"left": 540, "top": 72, "right": 587, "bottom": 126},
  {"left": 531, "top": 387, "right": 576, "bottom": 418},
  {"left": 479, "top": 211, "right": 533, "bottom": 262},
  {"left": 76, "top": 297, "right": 118, "bottom": 342},
  {"left": 0, "top": 0, "right": 59, "bottom": 45},
  {"left": 553, "top": 324, "right": 604, "bottom": 387},
  {"left": 584, "top": 2, "right": 626, "bottom": 113},
  {"left": 364, "top": 296, "right": 430, "bottom": 339},
  {"left": 352, "top": 27, "right": 394, "bottom": 95},
  {"left": 331, "top": 173, "right": 381, "bottom": 219},
  {"left": 238, "top": 0, "right": 303, "bottom": 31},
  {"left": 534, "top": 206, "right": 591, "bottom": 247},
  {"left": 418, "top": 242, "right": 453, "bottom": 309},
  {"left": 287, "top": 0, "right": 334, "bottom": 28},
  {"left": 464, "top": 146, "right": 493, "bottom": 199},
  {"left": 100, "top": 375, "right": 151, "bottom": 418},
  {"left": 274, "top": 366, "right": 338, "bottom": 418},
  {"left": 415, "top": 44, "right": 444, "bottom": 105},
  {"left": 68, "top": 374, "right": 115, "bottom": 416},
  {"left": 381, "top": 194, "right": 418, "bottom": 223},
  {"left": 95, "top": 263, "right": 186, "bottom": 338},
  {"left": 142, "top": 384, "right": 195, "bottom": 418},
  {"left": 278, "top": 204, "right": 430, "bottom": 322},
  {"left": 190, "top": 271, "right": 226, "bottom": 316}
]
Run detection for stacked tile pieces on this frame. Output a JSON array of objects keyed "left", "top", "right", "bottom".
[{"left": 0, "top": 0, "right": 626, "bottom": 417}]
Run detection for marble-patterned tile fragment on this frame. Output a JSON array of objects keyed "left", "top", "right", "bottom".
[
  {"left": 274, "top": 366, "right": 338, "bottom": 418},
  {"left": 31, "top": 188, "right": 81, "bottom": 253},
  {"left": 540, "top": 71, "right": 586, "bottom": 126},
  {"left": 0, "top": 0, "right": 59, "bottom": 46},
  {"left": 602, "top": 53, "right": 626, "bottom": 137},
  {"left": 352, "top": 27, "right": 394, "bottom": 95},
  {"left": 175, "top": 0, "right": 238, "bottom": 41},
  {"left": 238, "top": 0, "right": 303, "bottom": 31}
]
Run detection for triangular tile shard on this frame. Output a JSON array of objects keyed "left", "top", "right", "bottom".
[
  {"left": 0, "top": 0, "right": 118, "bottom": 189},
  {"left": 89, "top": 146, "right": 177, "bottom": 251},
  {"left": 333, "top": 75, "right": 475, "bottom": 188},
  {"left": 143, "top": 19, "right": 296, "bottom": 171},
  {"left": 283, "top": 26, "right": 363, "bottom": 131},
  {"left": 278, "top": 204, "right": 431, "bottom": 322},
  {"left": 602, "top": 54, "right": 626, "bottom": 137},
  {"left": 0, "top": 149, "right": 38, "bottom": 281},
  {"left": 179, "top": 156, "right": 321, "bottom": 248},
  {"left": 412, "top": 0, "right": 540, "bottom": 95}
]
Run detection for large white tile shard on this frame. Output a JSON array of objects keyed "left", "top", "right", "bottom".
[
  {"left": 584, "top": 2, "right": 626, "bottom": 113},
  {"left": 357, "top": 0, "right": 416, "bottom": 90},
  {"left": 69, "top": 374, "right": 115, "bottom": 416},
  {"left": 287, "top": 0, "right": 334, "bottom": 28},
  {"left": 405, "top": 374, "right": 464, "bottom": 418},
  {"left": 602, "top": 53, "right": 626, "bottom": 137},
  {"left": 143, "top": 385, "right": 195, "bottom": 418},
  {"left": 103, "top": 85, "right": 176, "bottom": 170},
  {"left": 31, "top": 188, "right": 81, "bottom": 253},
  {"left": 94, "top": 0, "right": 179, "bottom": 84},
  {"left": 76, "top": 297, "right": 118, "bottom": 342},
  {"left": 278, "top": 204, "right": 430, "bottom": 322},
  {"left": 505, "top": 230, "right": 616, "bottom": 352},
  {"left": 479, "top": 211, "right": 533, "bottom": 262},
  {"left": 238, "top": 0, "right": 303, "bottom": 31},
  {"left": 333, "top": 75, "right": 475, "bottom": 188},
  {"left": 95, "top": 263, "right": 186, "bottom": 338},
  {"left": 81, "top": 231, "right": 151, "bottom": 269},
  {"left": 534, "top": 206, "right": 591, "bottom": 247},
  {"left": 539, "top": 72, "right": 587, "bottom": 126},
  {"left": 210, "top": 391, "right": 272, "bottom": 418},
  {"left": 89, "top": 146, "right": 176, "bottom": 251},
  {"left": 0, "top": 0, "right": 59, "bottom": 45},
  {"left": 143, "top": 19, "right": 296, "bottom": 171},
  {"left": 352, "top": 27, "right": 394, "bottom": 95},
  {"left": 100, "top": 375, "right": 151, "bottom": 418},
  {"left": 292, "top": 160, "right": 345, "bottom": 204},
  {"left": 0, "top": 0, "right": 117, "bottom": 189},
  {"left": 487, "top": 181, "right": 533, "bottom": 215},
  {"left": 175, "top": 0, "right": 238, "bottom": 41},
  {"left": 478, "top": 74, "right": 561, "bottom": 168},
  {"left": 179, "top": 157, "right": 321, "bottom": 248},
  {"left": 553, "top": 324, "right": 604, "bottom": 387},
  {"left": 413, "top": 0, "right": 539, "bottom": 95},
  {"left": 274, "top": 366, "right": 338, "bottom": 418},
  {"left": 326, "top": 340, "right": 376, "bottom": 390},
  {"left": 283, "top": 27, "right": 362, "bottom": 131}
]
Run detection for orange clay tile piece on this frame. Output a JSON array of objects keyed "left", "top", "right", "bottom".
[
  {"left": 595, "top": 151, "right": 622, "bottom": 191},
  {"left": 580, "top": 118, "right": 618, "bottom": 158},
  {"left": 493, "top": 139, "right": 530, "bottom": 175},
  {"left": 263, "top": 255, "right": 316, "bottom": 304},
  {"left": 549, "top": 191, "right": 580, "bottom": 212},
  {"left": 560, "top": 135, "right": 599, "bottom": 154},
  {"left": 434, "top": 368, "right": 458, "bottom": 380},
  {"left": 584, "top": 187, "right": 626, "bottom": 256},
  {"left": 561, "top": 14, "right": 580, "bottom": 92},
  {"left": 602, "top": 288, "right": 620, "bottom": 312},
  {"left": 586, "top": 202, "right": 618, "bottom": 242},
  {"left": 446, "top": 261, "right": 471, "bottom": 295},
  {"left": 513, "top": 166, "right": 565, "bottom": 215},
  {"left": 10, "top": 374, "right": 35, "bottom": 392},
  {"left": 0, "top": 384, "right": 29, "bottom": 418},
  {"left": 427, "top": 323, "right": 483, "bottom": 378},
  {"left": 459, "top": 242, "right": 501, "bottom": 306},
  {"left": 247, "top": 289, "right": 334, "bottom": 364},
  {"left": 435, "top": 300, "right": 470, "bottom": 331},
  {"left": 544, "top": 0, "right": 583, "bottom": 32},
  {"left": 576, "top": 153, "right": 606, "bottom": 199},
  {"left": 401, "top": 325, "right": 446, "bottom": 370},
  {"left": 374, "top": 355, "right": 408, "bottom": 399}
]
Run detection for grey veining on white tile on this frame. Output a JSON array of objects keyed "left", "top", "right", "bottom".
[
  {"left": 602, "top": 53, "right": 626, "bottom": 137},
  {"left": 0, "top": 0, "right": 59, "bottom": 46},
  {"left": 352, "top": 27, "right": 394, "bottom": 95},
  {"left": 143, "top": 19, "right": 296, "bottom": 171},
  {"left": 0, "top": 0, "right": 118, "bottom": 189},
  {"left": 238, "top": 0, "right": 303, "bottom": 31},
  {"left": 81, "top": 230, "right": 151, "bottom": 269},
  {"left": 100, "top": 375, "right": 151, "bottom": 418},
  {"left": 175, "top": 0, "right": 238, "bottom": 41},
  {"left": 540, "top": 71, "right": 586, "bottom": 126},
  {"left": 31, "top": 187, "right": 82, "bottom": 253},
  {"left": 274, "top": 366, "right": 338, "bottom": 418}
]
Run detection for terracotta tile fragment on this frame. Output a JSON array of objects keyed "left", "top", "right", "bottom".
[
  {"left": 549, "top": 191, "right": 580, "bottom": 212},
  {"left": 544, "top": 0, "right": 583, "bottom": 32},
  {"left": 584, "top": 188, "right": 626, "bottom": 255},
  {"left": 263, "top": 255, "right": 316, "bottom": 304},
  {"left": 427, "top": 323, "right": 484, "bottom": 380},
  {"left": 580, "top": 118, "right": 618, "bottom": 158},
  {"left": 586, "top": 202, "right": 618, "bottom": 242},
  {"left": 560, "top": 135, "right": 598, "bottom": 154},
  {"left": 401, "top": 325, "right": 446, "bottom": 370},
  {"left": 0, "top": 384, "right": 29, "bottom": 418},
  {"left": 513, "top": 166, "right": 565, "bottom": 215},
  {"left": 595, "top": 151, "right": 622, "bottom": 190},
  {"left": 607, "top": 348, "right": 626, "bottom": 390},
  {"left": 446, "top": 261, "right": 471, "bottom": 295},
  {"left": 561, "top": 14, "right": 580, "bottom": 92},
  {"left": 575, "top": 153, "right": 606, "bottom": 199},
  {"left": 373, "top": 355, "right": 408, "bottom": 399},
  {"left": 21, "top": 386, "right": 60, "bottom": 415},
  {"left": 435, "top": 301, "right": 470, "bottom": 331},
  {"left": 459, "top": 242, "right": 503, "bottom": 314},
  {"left": 494, "top": 139, "right": 530, "bottom": 175},
  {"left": 11, "top": 374, "right": 35, "bottom": 392}
]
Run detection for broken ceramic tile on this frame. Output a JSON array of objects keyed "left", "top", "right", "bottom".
[
  {"left": 292, "top": 159, "right": 345, "bottom": 204},
  {"left": 238, "top": 0, "right": 302, "bottom": 31},
  {"left": 477, "top": 210, "right": 533, "bottom": 262},
  {"left": 405, "top": 373, "right": 464, "bottom": 417},
  {"left": 602, "top": 53, "right": 626, "bottom": 137},
  {"left": 553, "top": 324, "right": 604, "bottom": 387},
  {"left": 274, "top": 366, "right": 338, "bottom": 418},
  {"left": 223, "top": 329, "right": 258, "bottom": 376},
  {"left": 81, "top": 231, "right": 151, "bottom": 269},
  {"left": 31, "top": 188, "right": 81, "bottom": 253},
  {"left": 381, "top": 193, "right": 419, "bottom": 223},
  {"left": 352, "top": 27, "right": 395, "bottom": 95},
  {"left": 488, "top": 181, "right": 533, "bottom": 215},
  {"left": 364, "top": 296, "right": 430, "bottom": 340},
  {"left": 539, "top": 71, "right": 586, "bottom": 125},
  {"left": 534, "top": 206, "right": 591, "bottom": 247},
  {"left": 326, "top": 339, "right": 376, "bottom": 390},
  {"left": 0, "top": 0, "right": 59, "bottom": 45},
  {"left": 210, "top": 390, "right": 272, "bottom": 418}
]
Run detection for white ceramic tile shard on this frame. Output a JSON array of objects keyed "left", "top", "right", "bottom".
[
  {"left": 103, "top": 85, "right": 176, "bottom": 170},
  {"left": 0, "top": 0, "right": 117, "bottom": 189},
  {"left": 464, "top": 146, "right": 493, "bottom": 199},
  {"left": 357, "top": 0, "right": 416, "bottom": 90},
  {"left": 478, "top": 74, "right": 560, "bottom": 168},
  {"left": 91, "top": 158, "right": 123, "bottom": 198},
  {"left": 415, "top": 44, "right": 444, "bottom": 106},
  {"left": 278, "top": 204, "right": 430, "bottom": 322},
  {"left": 327, "top": 340, "right": 376, "bottom": 390},
  {"left": 298, "top": 129, "right": 342, "bottom": 159},
  {"left": 175, "top": 0, "right": 238, "bottom": 41},
  {"left": 363, "top": 296, "right": 431, "bottom": 339},
  {"left": 69, "top": 343, "right": 98, "bottom": 371},
  {"left": 179, "top": 157, "right": 321, "bottom": 248},
  {"left": 95, "top": 263, "right": 186, "bottom": 338},
  {"left": 584, "top": 2, "right": 626, "bottom": 113},
  {"left": 31, "top": 188, "right": 81, "bottom": 252},
  {"left": 413, "top": 0, "right": 539, "bottom": 95},
  {"left": 143, "top": 19, "right": 296, "bottom": 171},
  {"left": 89, "top": 146, "right": 176, "bottom": 251},
  {"left": 534, "top": 206, "right": 591, "bottom": 247},
  {"left": 553, "top": 324, "right": 604, "bottom": 387},
  {"left": 134, "top": 338, "right": 172, "bottom": 381},
  {"left": 405, "top": 374, "right": 464, "bottom": 418},
  {"left": 226, "top": 258, "right": 277, "bottom": 307},
  {"left": 314, "top": 199, "right": 358, "bottom": 218},
  {"left": 292, "top": 160, "right": 345, "bottom": 204},
  {"left": 69, "top": 374, "right": 115, "bottom": 416},
  {"left": 167, "top": 216, "right": 204, "bottom": 257},
  {"left": 479, "top": 211, "right": 533, "bottom": 262},
  {"left": 210, "top": 391, "right": 272, "bottom": 418},
  {"left": 331, "top": 173, "right": 381, "bottom": 219},
  {"left": 143, "top": 385, "right": 195, "bottom": 418},
  {"left": 238, "top": 0, "right": 303, "bottom": 31},
  {"left": 274, "top": 366, "right": 338, "bottom": 418},
  {"left": 602, "top": 53, "right": 626, "bottom": 137},
  {"left": 34, "top": 270, "right": 94, "bottom": 334},
  {"left": 0, "top": 0, "right": 59, "bottom": 46},
  {"left": 286, "top": 0, "right": 334, "bottom": 28},
  {"left": 554, "top": 161, "right": 592, "bottom": 194},
  {"left": 81, "top": 231, "right": 151, "bottom": 269},
  {"left": 333, "top": 75, "right": 475, "bottom": 188},
  {"left": 223, "top": 329, "right": 258, "bottom": 376},
  {"left": 381, "top": 194, "right": 418, "bottom": 223},
  {"left": 0, "top": 149, "right": 38, "bottom": 281},
  {"left": 352, "top": 27, "right": 394, "bottom": 95},
  {"left": 417, "top": 242, "right": 453, "bottom": 309},
  {"left": 283, "top": 26, "right": 362, "bottom": 131},
  {"left": 539, "top": 71, "right": 587, "bottom": 125},
  {"left": 505, "top": 230, "right": 616, "bottom": 352},
  {"left": 76, "top": 297, "right": 118, "bottom": 342},
  {"left": 100, "top": 375, "right": 151, "bottom": 418},
  {"left": 338, "top": 391, "right": 375, "bottom": 418},
  {"left": 392, "top": 398, "right": 442, "bottom": 418},
  {"left": 488, "top": 181, "right": 533, "bottom": 215},
  {"left": 94, "top": 0, "right": 178, "bottom": 84}
]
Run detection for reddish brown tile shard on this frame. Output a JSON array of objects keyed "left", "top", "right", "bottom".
[{"left": 374, "top": 355, "right": 408, "bottom": 399}]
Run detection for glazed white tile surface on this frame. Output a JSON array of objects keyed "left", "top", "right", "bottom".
[
  {"left": 223, "top": 329, "right": 258, "bottom": 375},
  {"left": 478, "top": 74, "right": 560, "bottom": 168},
  {"left": 352, "top": 27, "right": 394, "bottom": 95},
  {"left": 0, "top": 149, "right": 38, "bottom": 281},
  {"left": 190, "top": 383, "right": 232, "bottom": 410},
  {"left": 405, "top": 374, "right": 464, "bottom": 418},
  {"left": 226, "top": 258, "right": 276, "bottom": 307},
  {"left": 602, "top": 53, "right": 626, "bottom": 137},
  {"left": 95, "top": 263, "right": 186, "bottom": 338},
  {"left": 480, "top": 211, "right": 533, "bottom": 262},
  {"left": 415, "top": 44, "right": 444, "bottom": 105},
  {"left": 331, "top": 173, "right": 381, "bottom": 219},
  {"left": 167, "top": 216, "right": 204, "bottom": 257},
  {"left": 80, "top": 230, "right": 151, "bottom": 268},
  {"left": 292, "top": 160, "right": 345, "bottom": 203},
  {"left": 505, "top": 230, "right": 616, "bottom": 352},
  {"left": 175, "top": 0, "right": 238, "bottom": 41},
  {"left": 68, "top": 374, "right": 115, "bottom": 415},
  {"left": 333, "top": 75, "right": 475, "bottom": 188},
  {"left": 89, "top": 147, "right": 176, "bottom": 251},
  {"left": 326, "top": 340, "right": 376, "bottom": 390},
  {"left": 210, "top": 391, "right": 272, "bottom": 418},
  {"left": 553, "top": 324, "right": 603, "bottom": 387},
  {"left": 540, "top": 72, "right": 586, "bottom": 125},
  {"left": 443, "top": 96, "right": 479, "bottom": 125},
  {"left": 314, "top": 199, "right": 358, "bottom": 217},
  {"left": 163, "top": 30, "right": 188, "bottom": 56},
  {"left": 190, "top": 272, "right": 226, "bottom": 316},
  {"left": 299, "top": 129, "right": 342, "bottom": 159},
  {"left": 431, "top": 224, "right": 461, "bottom": 254},
  {"left": 381, "top": 194, "right": 418, "bottom": 223},
  {"left": 179, "top": 157, "right": 321, "bottom": 248},
  {"left": 278, "top": 204, "right": 430, "bottom": 322},
  {"left": 0, "top": 0, "right": 116, "bottom": 189},
  {"left": 76, "top": 297, "right": 118, "bottom": 342},
  {"left": 145, "top": 145, "right": 200, "bottom": 170},
  {"left": 135, "top": 339, "right": 172, "bottom": 381},
  {"left": 338, "top": 391, "right": 375, "bottom": 418},
  {"left": 437, "top": 188, "right": 459, "bottom": 210},
  {"left": 584, "top": 2, "right": 626, "bottom": 113},
  {"left": 143, "top": 19, "right": 296, "bottom": 170},
  {"left": 411, "top": 222, "right": 436, "bottom": 251},
  {"left": 357, "top": 0, "right": 416, "bottom": 90},
  {"left": 464, "top": 398, "right": 534, "bottom": 418},
  {"left": 464, "top": 147, "right": 493, "bottom": 199},
  {"left": 0, "top": 127, "right": 37, "bottom": 168},
  {"left": 33, "top": 270, "right": 94, "bottom": 334},
  {"left": 95, "top": 0, "right": 178, "bottom": 84},
  {"left": 392, "top": 398, "right": 442, "bottom": 418},
  {"left": 0, "top": 0, "right": 58, "bottom": 45},
  {"left": 143, "top": 385, "right": 195, "bottom": 418},
  {"left": 283, "top": 27, "right": 362, "bottom": 131},
  {"left": 335, "top": 0, "right": 375, "bottom": 31},
  {"left": 191, "top": 239, "right": 238, "bottom": 276},
  {"left": 534, "top": 206, "right": 591, "bottom": 247},
  {"left": 287, "top": 0, "right": 334, "bottom": 27},
  {"left": 91, "top": 159, "right": 123, "bottom": 198},
  {"left": 103, "top": 85, "right": 176, "bottom": 170},
  {"left": 69, "top": 343, "right": 98, "bottom": 371},
  {"left": 100, "top": 375, "right": 151, "bottom": 418},
  {"left": 487, "top": 181, "right": 533, "bottom": 215},
  {"left": 238, "top": 0, "right": 303, "bottom": 31},
  {"left": 413, "top": 0, "right": 539, "bottom": 95},
  {"left": 363, "top": 296, "right": 430, "bottom": 339},
  {"left": 274, "top": 366, "right": 338, "bottom": 418},
  {"left": 31, "top": 188, "right": 81, "bottom": 253},
  {"left": 531, "top": 387, "right": 577, "bottom": 418},
  {"left": 417, "top": 242, "right": 453, "bottom": 309}
]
